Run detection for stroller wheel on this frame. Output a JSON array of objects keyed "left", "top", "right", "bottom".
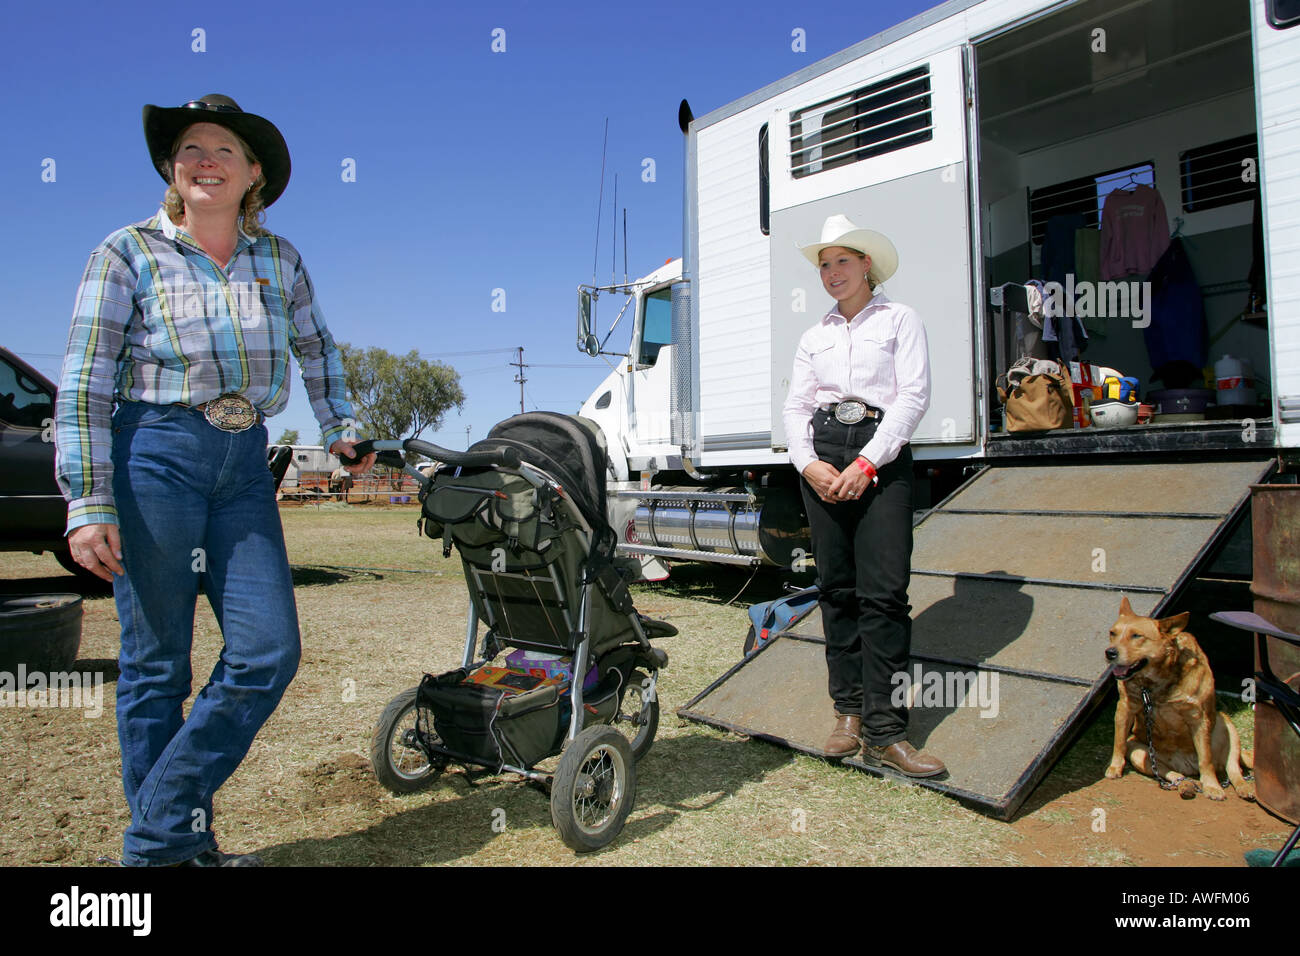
[
  {"left": 615, "top": 670, "right": 660, "bottom": 762},
  {"left": 551, "top": 725, "right": 636, "bottom": 852},
  {"left": 370, "top": 687, "right": 443, "bottom": 794}
]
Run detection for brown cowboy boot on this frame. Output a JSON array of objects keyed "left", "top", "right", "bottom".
[
  {"left": 859, "top": 740, "right": 946, "bottom": 778},
  {"left": 823, "top": 714, "right": 862, "bottom": 758}
]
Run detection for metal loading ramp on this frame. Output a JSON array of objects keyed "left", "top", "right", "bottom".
[{"left": 679, "top": 459, "right": 1274, "bottom": 819}]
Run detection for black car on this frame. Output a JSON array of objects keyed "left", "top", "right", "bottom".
[
  {"left": 1, "top": 346, "right": 295, "bottom": 583},
  {"left": 0, "top": 346, "right": 81, "bottom": 577}
]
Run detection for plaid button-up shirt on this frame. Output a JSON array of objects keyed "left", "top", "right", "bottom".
[{"left": 55, "top": 210, "right": 356, "bottom": 532}]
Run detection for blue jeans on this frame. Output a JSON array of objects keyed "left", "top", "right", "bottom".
[{"left": 110, "top": 401, "right": 300, "bottom": 865}]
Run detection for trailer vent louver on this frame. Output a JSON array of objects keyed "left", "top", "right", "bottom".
[
  {"left": 789, "top": 64, "right": 933, "bottom": 179},
  {"left": 1179, "top": 134, "right": 1260, "bottom": 213}
]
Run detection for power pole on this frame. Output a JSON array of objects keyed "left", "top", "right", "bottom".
[{"left": 512, "top": 346, "right": 527, "bottom": 414}]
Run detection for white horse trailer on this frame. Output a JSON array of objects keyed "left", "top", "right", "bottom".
[
  {"left": 579, "top": 0, "right": 1299, "bottom": 575},
  {"left": 576, "top": 0, "right": 1300, "bottom": 817}
]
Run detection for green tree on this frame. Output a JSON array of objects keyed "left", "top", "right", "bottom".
[
  {"left": 339, "top": 345, "right": 465, "bottom": 445},
  {"left": 274, "top": 428, "right": 300, "bottom": 446}
]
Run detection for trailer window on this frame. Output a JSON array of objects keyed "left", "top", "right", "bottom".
[
  {"left": 789, "top": 64, "right": 933, "bottom": 179},
  {"left": 1027, "top": 162, "right": 1153, "bottom": 245},
  {"left": 639, "top": 288, "right": 672, "bottom": 367},
  {"left": 1179, "top": 135, "right": 1259, "bottom": 212}
]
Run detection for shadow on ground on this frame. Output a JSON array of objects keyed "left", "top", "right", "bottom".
[
  {"left": 289, "top": 566, "right": 384, "bottom": 588},
  {"left": 634, "top": 565, "right": 813, "bottom": 609},
  {"left": 263, "top": 734, "right": 794, "bottom": 865},
  {"left": 0, "top": 573, "right": 111, "bottom": 597}
]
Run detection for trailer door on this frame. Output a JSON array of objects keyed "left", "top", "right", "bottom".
[
  {"left": 768, "top": 46, "right": 975, "bottom": 452},
  {"left": 1253, "top": 0, "right": 1300, "bottom": 448}
]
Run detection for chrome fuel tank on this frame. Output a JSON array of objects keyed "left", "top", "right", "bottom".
[{"left": 628, "top": 486, "right": 808, "bottom": 568}]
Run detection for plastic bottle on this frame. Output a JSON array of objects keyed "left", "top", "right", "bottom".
[{"left": 1214, "top": 355, "right": 1256, "bottom": 407}]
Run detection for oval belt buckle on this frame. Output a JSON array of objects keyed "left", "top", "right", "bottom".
[
  {"left": 834, "top": 400, "right": 867, "bottom": 425},
  {"left": 203, "top": 394, "right": 258, "bottom": 433}
]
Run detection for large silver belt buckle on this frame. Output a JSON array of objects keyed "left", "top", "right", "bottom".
[
  {"left": 203, "top": 394, "right": 258, "bottom": 433},
  {"left": 833, "top": 400, "right": 868, "bottom": 425}
]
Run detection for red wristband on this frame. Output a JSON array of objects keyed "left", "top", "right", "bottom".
[{"left": 855, "top": 457, "right": 877, "bottom": 482}]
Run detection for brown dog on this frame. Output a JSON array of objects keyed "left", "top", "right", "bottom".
[{"left": 1104, "top": 597, "right": 1254, "bottom": 800}]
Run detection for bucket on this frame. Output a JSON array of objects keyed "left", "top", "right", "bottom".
[
  {"left": 1214, "top": 355, "right": 1256, "bottom": 407},
  {"left": 0, "top": 594, "right": 84, "bottom": 673}
]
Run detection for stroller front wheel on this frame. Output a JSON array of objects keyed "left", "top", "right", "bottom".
[
  {"left": 371, "top": 687, "right": 443, "bottom": 794},
  {"left": 550, "top": 725, "right": 636, "bottom": 852},
  {"left": 616, "top": 670, "right": 660, "bottom": 762}
]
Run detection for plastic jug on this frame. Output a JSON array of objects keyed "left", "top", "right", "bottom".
[{"left": 1214, "top": 355, "right": 1256, "bottom": 407}]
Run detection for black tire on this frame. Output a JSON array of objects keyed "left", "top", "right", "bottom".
[
  {"left": 0, "top": 594, "right": 83, "bottom": 673},
  {"left": 615, "top": 670, "right": 660, "bottom": 762},
  {"left": 550, "top": 724, "right": 636, "bottom": 853},
  {"left": 370, "top": 687, "right": 442, "bottom": 794}
]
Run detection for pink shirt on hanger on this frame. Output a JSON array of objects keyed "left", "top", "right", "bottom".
[{"left": 1100, "top": 184, "right": 1170, "bottom": 279}]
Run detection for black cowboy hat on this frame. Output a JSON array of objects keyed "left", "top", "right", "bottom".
[{"left": 143, "top": 94, "right": 291, "bottom": 207}]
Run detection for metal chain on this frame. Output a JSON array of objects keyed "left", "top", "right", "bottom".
[{"left": 1140, "top": 687, "right": 1200, "bottom": 793}]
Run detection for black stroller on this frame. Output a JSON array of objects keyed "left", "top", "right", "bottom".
[{"left": 348, "top": 413, "right": 672, "bottom": 852}]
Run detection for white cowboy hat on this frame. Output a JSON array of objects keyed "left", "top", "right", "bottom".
[{"left": 798, "top": 214, "right": 899, "bottom": 283}]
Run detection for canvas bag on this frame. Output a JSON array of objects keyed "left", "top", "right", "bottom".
[{"left": 997, "top": 365, "right": 1074, "bottom": 433}]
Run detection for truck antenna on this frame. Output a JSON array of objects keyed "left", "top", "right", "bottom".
[
  {"left": 623, "top": 208, "right": 628, "bottom": 285},
  {"left": 611, "top": 173, "right": 618, "bottom": 287},
  {"left": 591, "top": 118, "right": 609, "bottom": 287}
]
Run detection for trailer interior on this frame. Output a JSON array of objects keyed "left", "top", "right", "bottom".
[{"left": 973, "top": 0, "right": 1272, "bottom": 455}]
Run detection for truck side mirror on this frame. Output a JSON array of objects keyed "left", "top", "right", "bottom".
[{"left": 577, "top": 290, "right": 600, "bottom": 356}]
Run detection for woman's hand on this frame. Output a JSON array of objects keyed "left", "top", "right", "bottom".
[
  {"left": 67, "top": 523, "right": 124, "bottom": 582},
  {"left": 826, "top": 457, "right": 877, "bottom": 502},
  {"left": 802, "top": 460, "right": 843, "bottom": 504},
  {"left": 330, "top": 439, "right": 377, "bottom": 475}
]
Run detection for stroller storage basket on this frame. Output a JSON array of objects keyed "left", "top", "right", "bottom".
[{"left": 418, "top": 669, "right": 565, "bottom": 771}]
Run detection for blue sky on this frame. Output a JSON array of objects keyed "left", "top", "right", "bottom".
[{"left": 1, "top": 0, "right": 937, "bottom": 451}]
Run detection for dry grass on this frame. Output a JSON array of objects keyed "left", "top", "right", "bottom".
[{"left": 0, "top": 506, "right": 1273, "bottom": 867}]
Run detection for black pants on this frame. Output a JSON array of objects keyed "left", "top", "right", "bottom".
[{"left": 798, "top": 409, "right": 914, "bottom": 746}]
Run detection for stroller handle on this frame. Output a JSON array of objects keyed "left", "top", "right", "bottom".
[{"left": 340, "top": 438, "right": 521, "bottom": 470}]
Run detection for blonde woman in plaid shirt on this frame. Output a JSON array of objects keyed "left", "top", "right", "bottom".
[{"left": 55, "top": 95, "right": 375, "bottom": 867}]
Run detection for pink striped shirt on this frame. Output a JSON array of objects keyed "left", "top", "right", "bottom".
[{"left": 782, "top": 289, "right": 930, "bottom": 473}]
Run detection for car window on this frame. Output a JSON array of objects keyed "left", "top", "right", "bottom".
[{"left": 0, "top": 356, "right": 54, "bottom": 429}]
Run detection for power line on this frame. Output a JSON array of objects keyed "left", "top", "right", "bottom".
[{"left": 418, "top": 347, "right": 517, "bottom": 359}]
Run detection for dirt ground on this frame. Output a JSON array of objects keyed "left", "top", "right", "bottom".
[{"left": 0, "top": 505, "right": 1291, "bottom": 867}]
